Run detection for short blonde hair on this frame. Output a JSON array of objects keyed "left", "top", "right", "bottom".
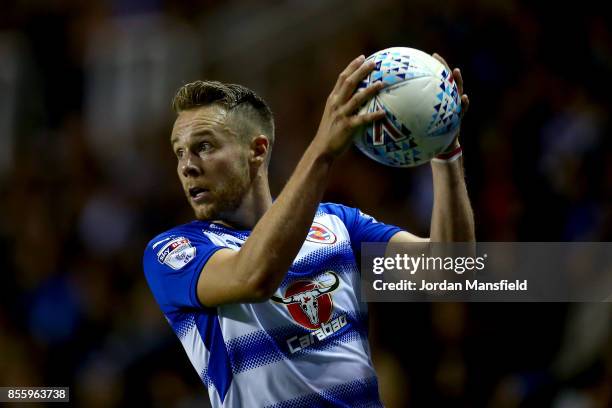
[{"left": 172, "top": 80, "right": 275, "bottom": 150}]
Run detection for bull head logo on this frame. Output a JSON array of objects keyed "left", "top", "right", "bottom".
[{"left": 271, "top": 272, "right": 340, "bottom": 329}]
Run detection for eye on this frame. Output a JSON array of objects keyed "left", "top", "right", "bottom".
[
  {"left": 175, "top": 148, "right": 185, "bottom": 159},
  {"left": 198, "top": 142, "right": 213, "bottom": 153}
]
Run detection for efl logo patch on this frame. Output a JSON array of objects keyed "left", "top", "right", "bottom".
[
  {"left": 306, "top": 222, "right": 336, "bottom": 244},
  {"left": 156, "top": 236, "right": 196, "bottom": 270}
]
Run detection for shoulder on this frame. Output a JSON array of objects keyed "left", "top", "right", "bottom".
[
  {"left": 319, "top": 202, "right": 403, "bottom": 244},
  {"left": 318, "top": 202, "right": 377, "bottom": 224},
  {"left": 143, "top": 221, "right": 224, "bottom": 267},
  {"left": 142, "top": 222, "right": 221, "bottom": 312},
  {"left": 144, "top": 221, "right": 208, "bottom": 251},
  {"left": 318, "top": 202, "right": 358, "bottom": 218}
]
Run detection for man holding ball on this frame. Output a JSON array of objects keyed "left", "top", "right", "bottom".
[{"left": 143, "top": 52, "right": 474, "bottom": 407}]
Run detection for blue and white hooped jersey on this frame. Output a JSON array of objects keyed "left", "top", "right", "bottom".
[{"left": 143, "top": 203, "right": 402, "bottom": 407}]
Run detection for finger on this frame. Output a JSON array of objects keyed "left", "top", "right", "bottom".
[
  {"left": 432, "top": 52, "right": 451, "bottom": 71},
  {"left": 336, "top": 59, "right": 377, "bottom": 103},
  {"left": 453, "top": 68, "right": 464, "bottom": 95},
  {"left": 333, "top": 55, "right": 366, "bottom": 93},
  {"left": 433, "top": 53, "right": 463, "bottom": 94},
  {"left": 342, "top": 81, "right": 385, "bottom": 115},
  {"left": 349, "top": 109, "right": 386, "bottom": 127},
  {"left": 460, "top": 94, "right": 469, "bottom": 116}
]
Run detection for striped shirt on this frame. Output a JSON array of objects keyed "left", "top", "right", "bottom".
[{"left": 143, "top": 203, "right": 401, "bottom": 407}]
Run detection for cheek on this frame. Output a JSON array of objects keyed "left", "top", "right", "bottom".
[
  {"left": 233, "top": 160, "right": 251, "bottom": 183},
  {"left": 176, "top": 157, "right": 185, "bottom": 173},
  {"left": 176, "top": 163, "right": 185, "bottom": 181},
  {"left": 219, "top": 151, "right": 249, "bottom": 177}
]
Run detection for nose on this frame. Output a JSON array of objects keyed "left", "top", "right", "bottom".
[{"left": 181, "top": 152, "right": 202, "bottom": 178}]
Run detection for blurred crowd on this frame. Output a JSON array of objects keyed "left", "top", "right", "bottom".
[{"left": 0, "top": 0, "right": 610, "bottom": 407}]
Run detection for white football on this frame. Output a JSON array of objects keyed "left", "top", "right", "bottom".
[{"left": 354, "top": 47, "right": 462, "bottom": 167}]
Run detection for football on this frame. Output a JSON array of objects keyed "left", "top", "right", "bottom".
[{"left": 354, "top": 47, "right": 462, "bottom": 167}]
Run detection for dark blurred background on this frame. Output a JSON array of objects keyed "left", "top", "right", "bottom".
[{"left": 1, "top": 0, "right": 611, "bottom": 407}]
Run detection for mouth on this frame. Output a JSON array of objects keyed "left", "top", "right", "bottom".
[{"left": 189, "top": 187, "right": 210, "bottom": 202}]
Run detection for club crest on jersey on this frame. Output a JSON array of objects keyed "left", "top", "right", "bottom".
[
  {"left": 271, "top": 272, "right": 340, "bottom": 330},
  {"left": 306, "top": 222, "right": 336, "bottom": 244},
  {"left": 156, "top": 236, "right": 196, "bottom": 270}
]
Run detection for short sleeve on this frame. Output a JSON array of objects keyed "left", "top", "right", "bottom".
[
  {"left": 320, "top": 203, "right": 403, "bottom": 255},
  {"left": 143, "top": 232, "right": 224, "bottom": 313}
]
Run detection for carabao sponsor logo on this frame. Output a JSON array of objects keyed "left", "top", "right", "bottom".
[
  {"left": 271, "top": 271, "right": 348, "bottom": 354},
  {"left": 271, "top": 271, "right": 340, "bottom": 330}
]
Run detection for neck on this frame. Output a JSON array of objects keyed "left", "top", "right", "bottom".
[{"left": 213, "top": 171, "right": 272, "bottom": 230}]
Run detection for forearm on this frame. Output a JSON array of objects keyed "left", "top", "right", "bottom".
[
  {"left": 231, "top": 55, "right": 382, "bottom": 297},
  {"left": 430, "top": 156, "right": 475, "bottom": 242},
  {"left": 236, "top": 142, "right": 333, "bottom": 294}
]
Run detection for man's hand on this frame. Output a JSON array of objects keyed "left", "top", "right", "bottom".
[
  {"left": 312, "top": 55, "right": 386, "bottom": 158},
  {"left": 391, "top": 52, "right": 475, "bottom": 244},
  {"left": 432, "top": 53, "right": 470, "bottom": 153},
  {"left": 432, "top": 53, "right": 469, "bottom": 111},
  {"left": 196, "top": 55, "right": 387, "bottom": 307}
]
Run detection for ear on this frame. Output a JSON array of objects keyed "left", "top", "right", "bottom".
[{"left": 249, "top": 135, "right": 269, "bottom": 166}]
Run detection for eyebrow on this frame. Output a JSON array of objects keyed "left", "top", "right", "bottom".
[{"left": 171, "top": 129, "right": 216, "bottom": 147}]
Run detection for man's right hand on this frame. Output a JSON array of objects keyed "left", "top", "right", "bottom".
[
  {"left": 312, "top": 55, "right": 386, "bottom": 158},
  {"left": 196, "top": 55, "right": 386, "bottom": 308}
]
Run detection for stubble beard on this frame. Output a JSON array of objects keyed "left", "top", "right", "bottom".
[{"left": 191, "top": 168, "right": 251, "bottom": 222}]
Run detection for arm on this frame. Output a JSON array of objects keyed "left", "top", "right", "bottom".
[
  {"left": 198, "top": 55, "right": 386, "bottom": 307},
  {"left": 391, "top": 53, "right": 475, "bottom": 244},
  {"left": 429, "top": 147, "right": 475, "bottom": 242}
]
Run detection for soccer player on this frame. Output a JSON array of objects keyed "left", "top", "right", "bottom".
[{"left": 143, "top": 54, "right": 474, "bottom": 407}]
